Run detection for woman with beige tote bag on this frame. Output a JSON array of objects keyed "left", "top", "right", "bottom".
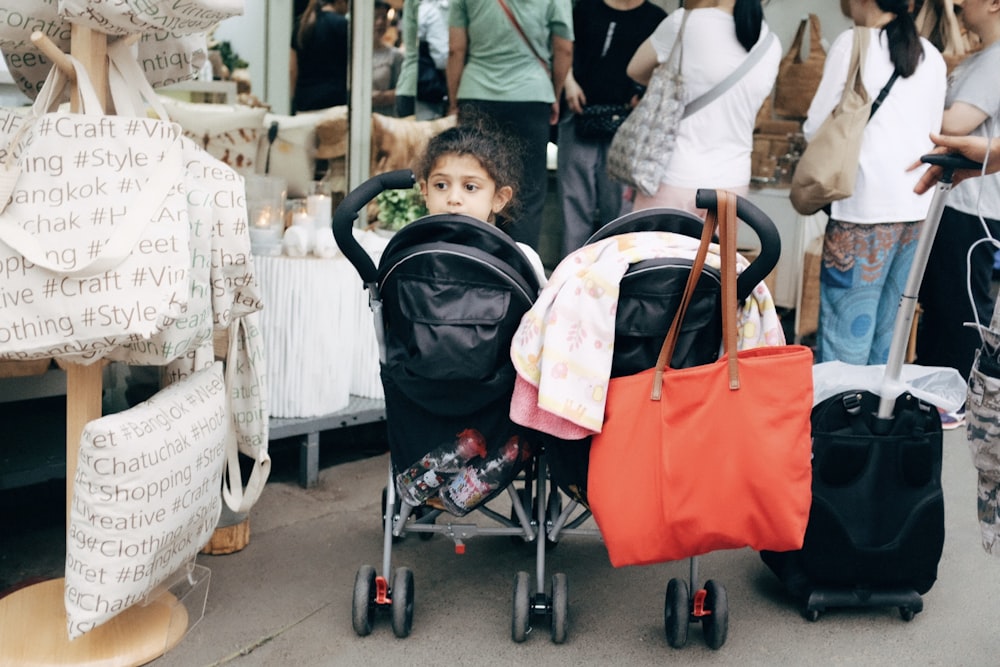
[{"left": 803, "top": 0, "right": 946, "bottom": 365}]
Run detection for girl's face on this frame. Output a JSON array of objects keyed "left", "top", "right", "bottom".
[{"left": 420, "top": 154, "right": 512, "bottom": 224}]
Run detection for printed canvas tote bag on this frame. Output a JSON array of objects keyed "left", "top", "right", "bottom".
[
  {"left": 59, "top": 0, "right": 244, "bottom": 36},
  {"left": 0, "top": 54, "right": 189, "bottom": 362},
  {"left": 606, "top": 12, "right": 689, "bottom": 197}
]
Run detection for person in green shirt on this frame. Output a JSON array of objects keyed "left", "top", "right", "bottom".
[{"left": 447, "top": 0, "right": 573, "bottom": 250}]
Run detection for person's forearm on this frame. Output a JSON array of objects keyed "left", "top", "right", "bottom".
[
  {"left": 550, "top": 35, "right": 573, "bottom": 103},
  {"left": 941, "top": 101, "right": 989, "bottom": 137},
  {"left": 447, "top": 27, "right": 467, "bottom": 114},
  {"left": 626, "top": 39, "right": 657, "bottom": 87}
]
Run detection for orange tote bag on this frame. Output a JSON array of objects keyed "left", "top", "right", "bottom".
[{"left": 588, "top": 191, "right": 813, "bottom": 567}]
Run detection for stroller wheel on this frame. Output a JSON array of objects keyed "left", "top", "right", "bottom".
[
  {"left": 512, "top": 571, "right": 531, "bottom": 642},
  {"left": 390, "top": 567, "right": 415, "bottom": 638},
  {"left": 352, "top": 565, "right": 377, "bottom": 636},
  {"left": 701, "top": 580, "right": 728, "bottom": 650},
  {"left": 550, "top": 573, "right": 569, "bottom": 644},
  {"left": 664, "top": 577, "right": 689, "bottom": 648}
]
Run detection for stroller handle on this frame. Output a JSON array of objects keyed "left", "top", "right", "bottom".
[
  {"left": 333, "top": 169, "right": 417, "bottom": 285},
  {"left": 695, "top": 189, "right": 781, "bottom": 301}
]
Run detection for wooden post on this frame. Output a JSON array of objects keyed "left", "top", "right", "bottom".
[{"left": 0, "top": 28, "right": 188, "bottom": 667}]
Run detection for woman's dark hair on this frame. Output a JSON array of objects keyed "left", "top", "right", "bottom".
[
  {"left": 733, "top": 0, "right": 764, "bottom": 52},
  {"left": 297, "top": 0, "right": 339, "bottom": 47},
  {"left": 877, "top": 0, "right": 923, "bottom": 78},
  {"left": 417, "top": 114, "right": 524, "bottom": 225}
]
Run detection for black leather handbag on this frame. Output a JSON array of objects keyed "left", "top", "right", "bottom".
[{"left": 574, "top": 103, "right": 632, "bottom": 141}]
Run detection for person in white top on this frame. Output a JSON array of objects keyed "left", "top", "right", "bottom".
[
  {"left": 805, "top": 0, "right": 945, "bottom": 365},
  {"left": 915, "top": 0, "right": 1000, "bottom": 389},
  {"left": 625, "top": 0, "right": 781, "bottom": 217}
]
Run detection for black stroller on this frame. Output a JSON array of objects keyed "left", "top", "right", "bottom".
[
  {"left": 538, "top": 190, "right": 780, "bottom": 649},
  {"left": 333, "top": 170, "right": 552, "bottom": 639}
]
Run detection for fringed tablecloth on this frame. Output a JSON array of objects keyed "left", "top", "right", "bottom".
[{"left": 255, "top": 229, "right": 389, "bottom": 417}]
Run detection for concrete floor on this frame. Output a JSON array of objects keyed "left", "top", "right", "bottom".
[{"left": 3, "top": 423, "right": 998, "bottom": 666}]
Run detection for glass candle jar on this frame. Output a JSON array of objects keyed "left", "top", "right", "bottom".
[{"left": 246, "top": 175, "right": 286, "bottom": 256}]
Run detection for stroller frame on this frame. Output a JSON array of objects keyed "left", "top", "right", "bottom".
[
  {"left": 526, "top": 191, "right": 781, "bottom": 649},
  {"left": 334, "top": 170, "right": 556, "bottom": 639}
]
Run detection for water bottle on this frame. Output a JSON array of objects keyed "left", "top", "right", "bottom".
[
  {"left": 395, "top": 428, "right": 487, "bottom": 506},
  {"left": 439, "top": 436, "right": 530, "bottom": 516}
]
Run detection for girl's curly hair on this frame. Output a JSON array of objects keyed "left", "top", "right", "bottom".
[{"left": 416, "top": 113, "right": 524, "bottom": 226}]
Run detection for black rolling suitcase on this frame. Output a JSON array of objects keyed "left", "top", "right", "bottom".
[
  {"left": 762, "top": 153, "right": 981, "bottom": 621},
  {"left": 761, "top": 389, "right": 943, "bottom": 620}
]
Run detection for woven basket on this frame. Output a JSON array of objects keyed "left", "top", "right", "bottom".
[
  {"left": 798, "top": 236, "right": 822, "bottom": 337},
  {"left": 751, "top": 98, "right": 803, "bottom": 183},
  {"left": 773, "top": 14, "right": 825, "bottom": 120}
]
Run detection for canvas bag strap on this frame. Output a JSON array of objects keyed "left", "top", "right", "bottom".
[
  {"left": 106, "top": 39, "right": 174, "bottom": 121},
  {"left": 683, "top": 30, "right": 777, "bottom": 119},
  {"left": 662, "top": 9, "right": 691, "bottom": 75},
  {"left": 842, "top": 27, "right": 871, "bottom": 110},
  {"left": 221, "top": 316, "right": 270, "bottom": 514},
  {"left": 497, "top": 0, "right": 551, "bottom": 76}
]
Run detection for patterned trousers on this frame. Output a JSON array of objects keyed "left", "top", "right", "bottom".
[{"left": 817, "top": 219, "right": 922, "bottom": 365}]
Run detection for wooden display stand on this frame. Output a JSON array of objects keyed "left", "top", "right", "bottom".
[{"left": 0, "top": 27, "right": 187, "bottom": 667}]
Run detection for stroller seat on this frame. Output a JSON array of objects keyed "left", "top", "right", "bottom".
[{"left": 378, "top": 216, "right": 541, "bottom": 471}]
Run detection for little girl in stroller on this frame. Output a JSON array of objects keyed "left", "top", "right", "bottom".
[{"left": 333, "top": 119, "right": 549, "bottom": 638}]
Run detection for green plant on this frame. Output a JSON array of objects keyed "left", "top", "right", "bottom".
[
  {"left": 211, "top": 41, "right": 248, "bottom": 72},
  {"left": 375, "top": 186, "right": 428, "bottom": 231}
]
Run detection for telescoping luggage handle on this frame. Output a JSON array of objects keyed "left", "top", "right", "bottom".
[
  {"left": 332, "top": 169, "right": 417, "bottom": 286},
  {"left": 874, "top": 152, "right": 983, "bottom": 422}
]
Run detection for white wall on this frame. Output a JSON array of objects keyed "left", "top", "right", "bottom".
[{"left": 213, "top": 0, "right": 293, "bottom": 114}]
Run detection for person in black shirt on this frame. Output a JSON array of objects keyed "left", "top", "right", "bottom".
[
  {"left": 290, "top": 0, "right": 350, "bottom": 113},
  {"left": 557, "top": 0, "right": 666, "bottom": 257}
]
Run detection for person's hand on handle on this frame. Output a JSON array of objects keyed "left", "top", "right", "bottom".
[{"left": 913, "top": 132, "right": 1000, "bottom": 194}]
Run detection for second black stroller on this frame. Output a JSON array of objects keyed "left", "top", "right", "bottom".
[
  {"left": 333, "top": 170, "right": 549, "bottom": 638},
  {"left": 532, "top": 190, "right": 781, "bottom": 649}
]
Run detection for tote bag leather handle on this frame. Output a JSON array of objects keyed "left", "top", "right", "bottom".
[{"left": 651, "top": 190, "right": 740, "bottom": 399}]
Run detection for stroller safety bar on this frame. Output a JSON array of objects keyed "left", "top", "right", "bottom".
[{"left": 333, "top": 169, "right": 417, "bottom": 285}]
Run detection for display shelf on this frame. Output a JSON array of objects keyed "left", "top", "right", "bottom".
[{"left": 269, "top": 395, "right": 386, "bottom": 488}]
